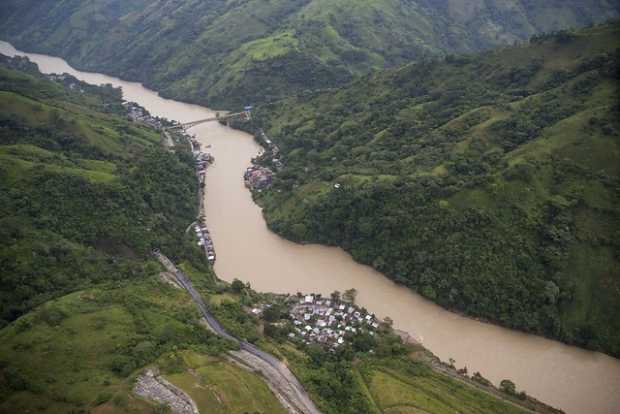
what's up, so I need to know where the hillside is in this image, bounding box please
[0,54,207,327]
[244,24,620,356]
[0,0,618,108]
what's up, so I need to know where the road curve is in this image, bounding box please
[154,251,321,414]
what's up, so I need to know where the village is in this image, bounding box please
[257,128,284,171]
[124,100,219,265]
[253,292,381,350]
[193,220,216,264]
[244,129,283,191]
[123,100,164,129]
[189,134,217,264]
[244,164,273,190]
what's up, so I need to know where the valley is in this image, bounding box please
[1,39,618,413]
[1,0,618,108]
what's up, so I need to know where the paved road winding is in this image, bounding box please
[154,251,321,414]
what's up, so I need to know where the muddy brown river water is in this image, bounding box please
[2,40,619,414]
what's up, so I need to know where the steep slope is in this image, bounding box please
[0,0,618,108]
[245,24,620,356]
[0,56,287,414]
[0,54,204,327]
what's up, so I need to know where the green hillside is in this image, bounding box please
[1,0,617,108]
[0,54,206,327]
[245,24,620,356]
[0,55,277,413]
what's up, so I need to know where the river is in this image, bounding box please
[1,40,619,414]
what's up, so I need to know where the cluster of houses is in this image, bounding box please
[193,221,215,264]
[195,151,214,188]
[123,101,163,129]
[186,133,216,264]
[256,129,284,171]
[242,130,285,192]
[244,165,273,190]
[46,73,84,92]
[288,294,380,349]
[189,135,201,153]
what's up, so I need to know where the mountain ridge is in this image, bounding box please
[1,0,618,108]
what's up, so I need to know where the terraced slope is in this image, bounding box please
[245,23,620,356]
[0,0,618,108]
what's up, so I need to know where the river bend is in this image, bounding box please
[2,41,619,414]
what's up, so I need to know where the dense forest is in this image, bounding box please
[0,0,618,108]
[245,24,620,356]
[0,55,207,328]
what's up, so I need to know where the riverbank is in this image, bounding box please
[3,41,618,414]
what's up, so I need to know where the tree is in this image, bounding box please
[544,281,560,305]
[49,109,66,129]
[343,288,357,303]
[264,322,283,339]
[330,290,341,302]
[263,305,281,322]
[231,278,245,293]
[500,379,517,395]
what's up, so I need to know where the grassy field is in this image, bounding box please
[165,351,287,414]
[362,365,525,414]
[0,265,288,414]
[0,276,210,413]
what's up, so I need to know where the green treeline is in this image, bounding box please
[248,24,620,356]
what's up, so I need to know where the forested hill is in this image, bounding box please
[246,23,620,356]
[0,1,618,109]
[0,59,550,414]
[0,54,205,327]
